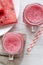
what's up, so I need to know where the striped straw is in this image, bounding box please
[27,25,43,53]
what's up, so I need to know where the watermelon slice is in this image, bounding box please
[0,0,17,26]
[3,32,24,54]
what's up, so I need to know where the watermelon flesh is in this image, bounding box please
[0,2,4,16]
[0,0,17,26]
[3,32,24,54]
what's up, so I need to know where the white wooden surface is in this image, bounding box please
[0,0,43,65]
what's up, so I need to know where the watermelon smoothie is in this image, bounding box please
[23,3,43,25]
[2,32,24,60]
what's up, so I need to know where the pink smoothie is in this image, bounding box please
[3,32,24,54]
[23,3,43,25]
[16,33,24,54]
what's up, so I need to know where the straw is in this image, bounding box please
[27,25,43,53]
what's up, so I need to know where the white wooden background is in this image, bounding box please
[0,0,43,65]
